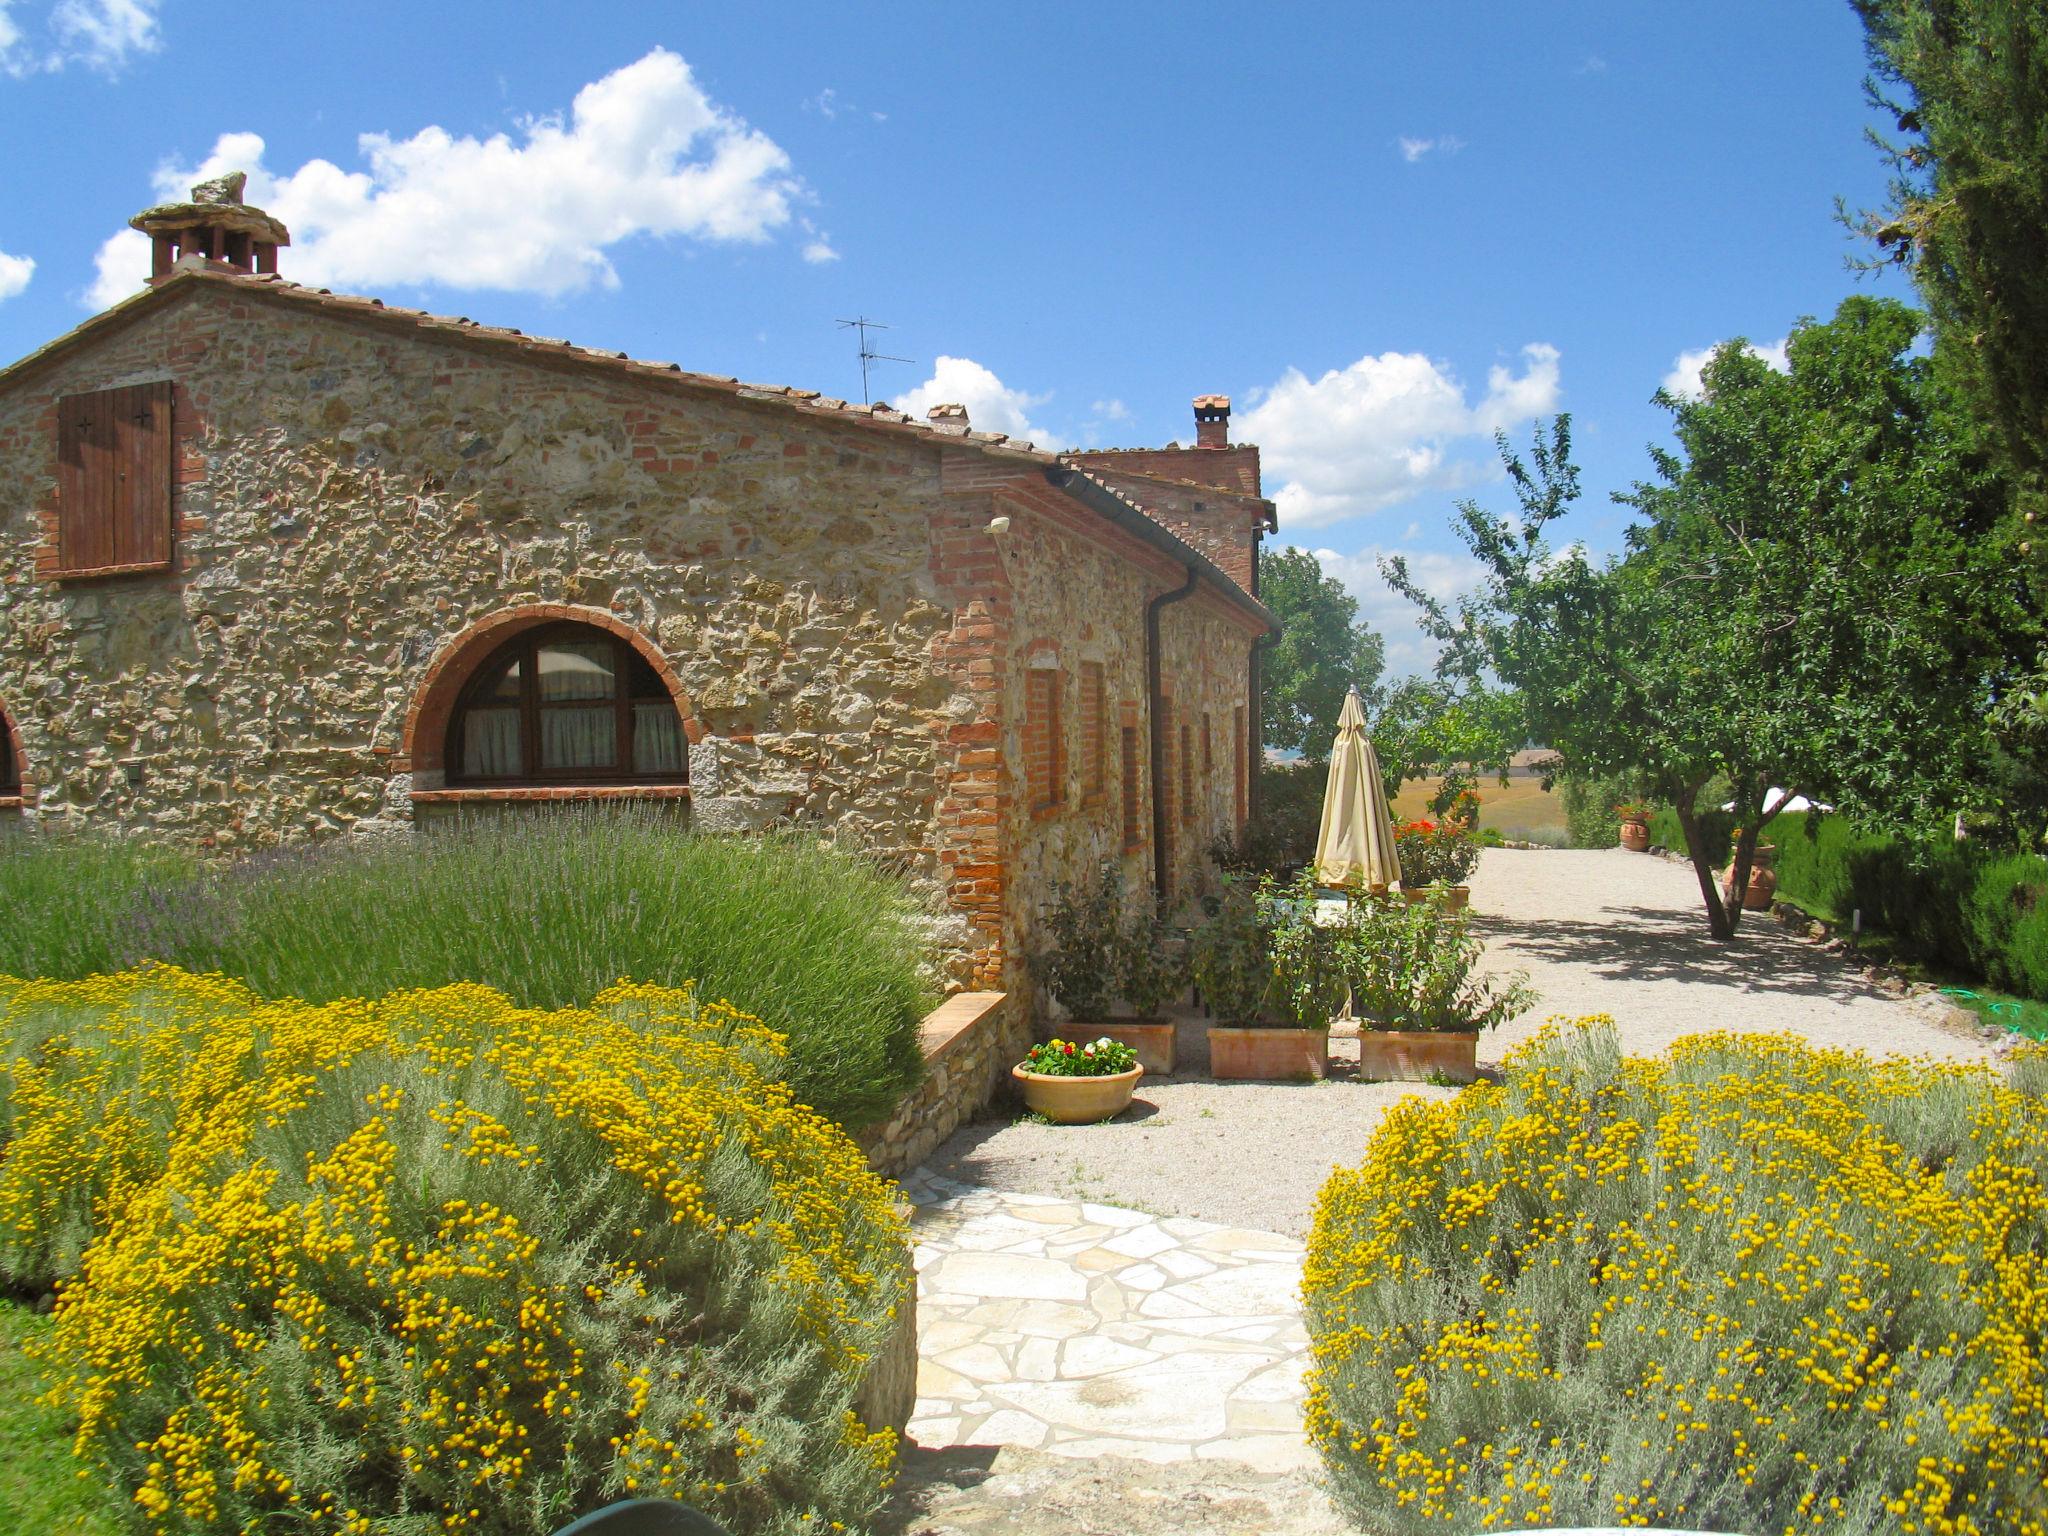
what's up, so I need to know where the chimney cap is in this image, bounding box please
[1193,394,1231,412]
[129,172,291,247]
[926,402,969,424]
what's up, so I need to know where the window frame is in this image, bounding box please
[0,708,19,798]
[445,622,689,788]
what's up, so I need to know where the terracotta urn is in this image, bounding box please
[1356,1028,1481,1084]
[1011,1062,1143,1124]
[1722,864,1778,911]
[1619,819,1650,852]
[1078,1018,1176,1077]
[1208,1026,1328,1081]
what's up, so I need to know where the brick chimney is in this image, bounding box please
[1193,394,1231,449]
[130,171,291,281]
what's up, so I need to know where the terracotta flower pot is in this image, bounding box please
[1011,1063,1143,1124]
[1208,1026,1328,1081]
[1440,886,1471,913]
[1356,1029,1480,1084]
[1401,888,1430,905]
[1619,820,1650,852]
[1074,1018,1176,1077]
[1722,864,1778,911]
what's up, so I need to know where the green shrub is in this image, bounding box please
[1304,1018,2048,1533]
[0,814,933,1127]
[1213,762,1324,876]
[12,971,909,1536]
[1963,852,2048,999]
[1646,803,1735,865]
[1560,773,1650,850]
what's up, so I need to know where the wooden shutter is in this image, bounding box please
[55,382,172,575]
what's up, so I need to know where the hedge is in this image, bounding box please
[1643,807,2048,1004]
[0,815,935,1128]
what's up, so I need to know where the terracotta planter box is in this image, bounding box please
[1208,1026,1328,1081]
[1012,1063,1143,1124]
[1070,1018,1176,1077]
[1356,1029,1480,1084]
[1619,820,1650,852]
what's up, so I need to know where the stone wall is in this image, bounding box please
[0,279,1268,1003]
[0,283,996,972]
[858,990,1017,1177]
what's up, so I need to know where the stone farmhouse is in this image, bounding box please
[0,178,1278,992]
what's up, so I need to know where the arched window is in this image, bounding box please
[446,623,688,787]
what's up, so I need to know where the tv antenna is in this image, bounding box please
[836,316,914,405]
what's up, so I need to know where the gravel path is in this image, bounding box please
[923,848,2003,1236]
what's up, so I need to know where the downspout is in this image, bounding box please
[1147,565,1200,903]
[1249,629,1278,821]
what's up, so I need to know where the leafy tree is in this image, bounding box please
[1851,0,2048,837]
[1852,0,2048,508]
[1259,545,1386,760]
[1389,298,2024,938]
[1370,678,1525,815]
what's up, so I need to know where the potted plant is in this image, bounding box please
[1616,802,1652,852]
[1334,898,1534,1083]
[1197,870,1336,1080]
[1011,1036,1143,1123]
[1394,819,1480,911]
[1032,861,1187,1075]
[1100,899,1188,1075]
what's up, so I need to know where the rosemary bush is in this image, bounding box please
[0,813,933,1127]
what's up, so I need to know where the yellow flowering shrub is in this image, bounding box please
[1,968,909,1536]
[1304,1017,2048,1535]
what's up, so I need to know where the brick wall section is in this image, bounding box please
[1067,444,1262,497]
[1065,462,1268,593]
[1079,661,1105,802]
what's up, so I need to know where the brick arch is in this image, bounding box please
[398,604,703,779]
[0,695,33,806]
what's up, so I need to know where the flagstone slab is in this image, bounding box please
[901,1170,1316,1475]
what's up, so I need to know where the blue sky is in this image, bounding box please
[0,1,1909,675]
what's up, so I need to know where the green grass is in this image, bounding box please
[0,1301,121,1535]
[0,813,937,1127]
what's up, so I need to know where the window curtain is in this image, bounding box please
[633,703,685,774]
[461,709,522,778]
[541,708,616,769]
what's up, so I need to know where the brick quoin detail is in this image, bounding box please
[1080,661,1106,802]
[398,604,703,778]
[926,495,1016,989]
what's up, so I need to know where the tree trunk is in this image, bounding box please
[1724,817,1761,937]
[1671,783,1734,940]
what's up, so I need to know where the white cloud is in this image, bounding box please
[1301,542,1490,680]
[1660,335,1789,401]
[1090,398,1130,422]
[1398,134,1464,163]
[1576,54,1608,75]
[801,239,838,264]
[2,0,158,75]
[0,246,32,300]
[86,49,811,308]
[1239,342,1561,532]
[892,355,1065,449]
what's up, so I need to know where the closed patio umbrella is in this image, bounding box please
[1313,685,1402,891]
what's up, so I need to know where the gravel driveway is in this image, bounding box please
[921,847,2004,1236]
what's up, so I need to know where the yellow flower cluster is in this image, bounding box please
[2,967,910,1536]
[1302,1016,2048,1535]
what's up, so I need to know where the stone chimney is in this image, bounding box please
[130,171,291,281]
[1193,394,1231,449]
[926,402,969,428]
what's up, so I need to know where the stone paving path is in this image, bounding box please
[900,1168,1316,1474]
